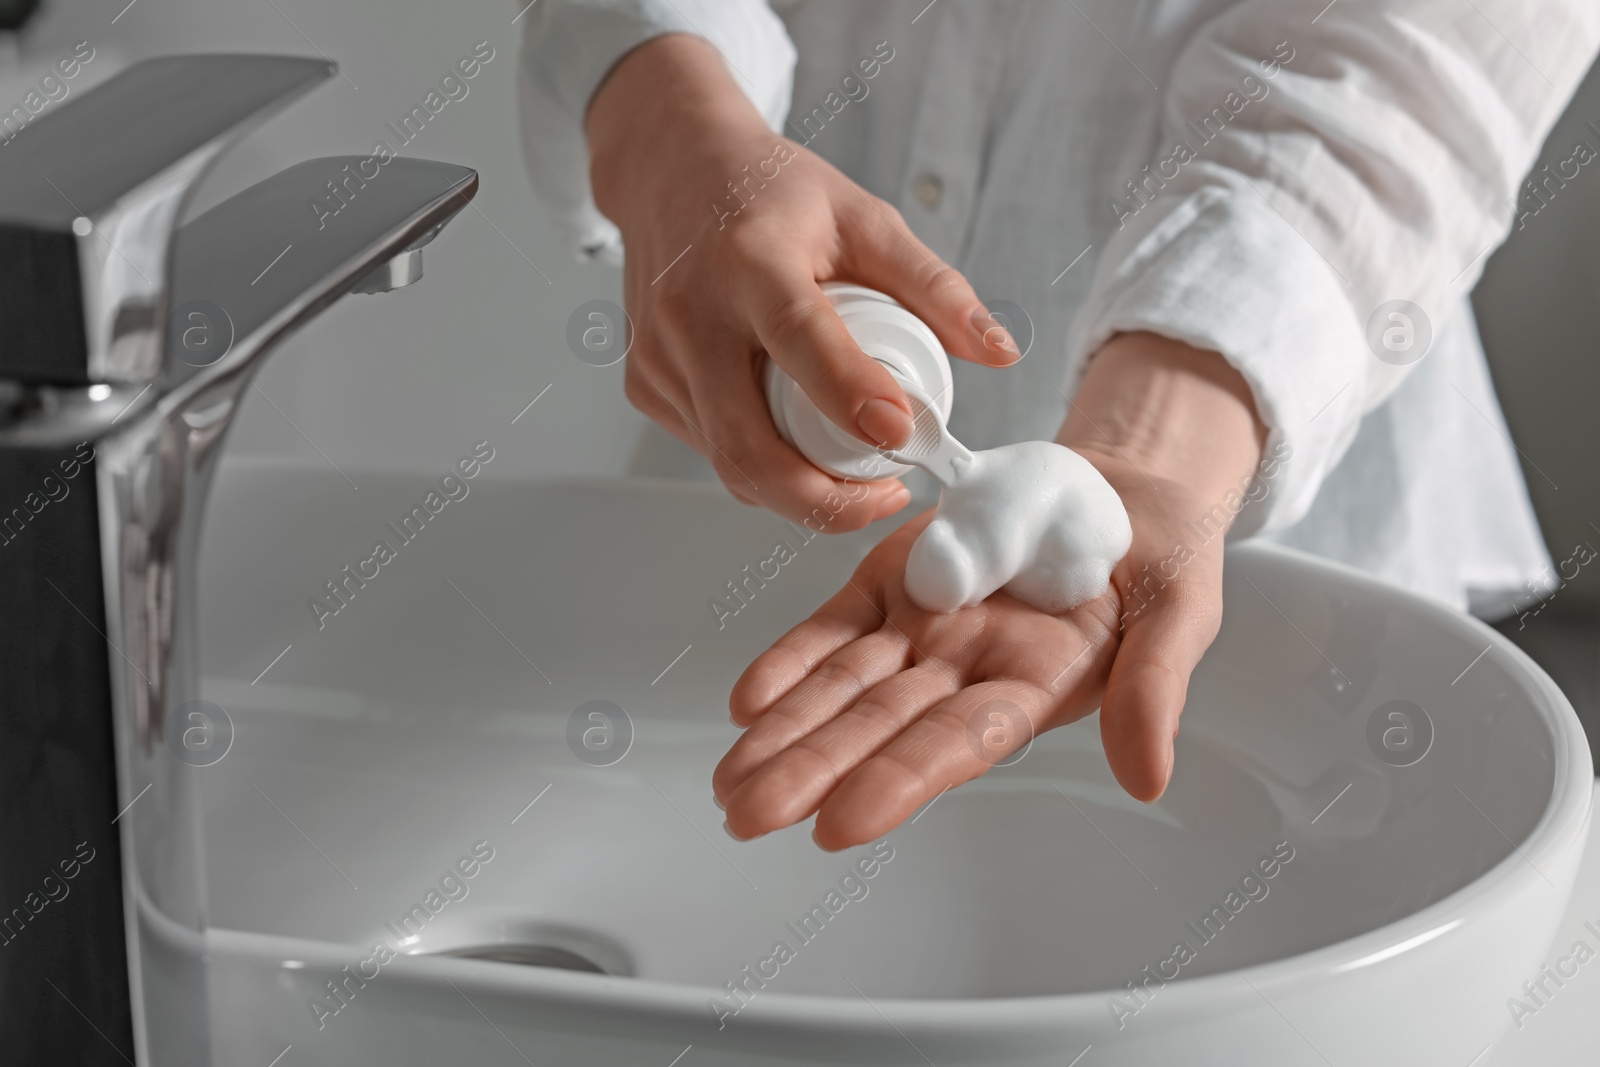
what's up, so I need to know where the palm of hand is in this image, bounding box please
[713,453,1226,850]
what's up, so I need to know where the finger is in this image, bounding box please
[620,325,693,433]
[742,270,914,450]
[841,196,1019,368]
[1099,578,1222,803]
[622,352,691,439]
[729,582,889,723]
[720,662,963,839]
[684,337,911,528]
[812,680,1049,850]
[732,628,912,745]
[642,369,765,502]
[715,630,917,806]
[625,355,764,505]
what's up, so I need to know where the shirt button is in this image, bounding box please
[912,172,943,209]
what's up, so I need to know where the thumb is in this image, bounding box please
[745,270,915,450]
[1099,577,1223,802]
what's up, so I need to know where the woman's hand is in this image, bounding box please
[713,332,1269,849]
[586,34,1018,529]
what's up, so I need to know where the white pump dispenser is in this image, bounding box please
[765,283,954,481]
[765,282,1133,618]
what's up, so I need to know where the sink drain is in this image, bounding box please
[422,923,633,978]
[436,943,608,974]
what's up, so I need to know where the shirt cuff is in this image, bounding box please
[1066,185,1367,537]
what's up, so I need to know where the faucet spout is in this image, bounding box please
[167,157,475,385]
[116,155,476,750]
[351,222,444,294]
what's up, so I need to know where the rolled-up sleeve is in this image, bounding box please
[1066,0,1600,535]
[515,0,798,264]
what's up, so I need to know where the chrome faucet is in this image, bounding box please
[0,54,477,1065]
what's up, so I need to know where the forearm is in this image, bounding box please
[1060,332,1266,511]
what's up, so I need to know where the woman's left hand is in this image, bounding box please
[712,331,1269,850]
[713,446,1228,849]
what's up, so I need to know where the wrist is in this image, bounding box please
[586,34,773,226]
[1060,332,1266,504]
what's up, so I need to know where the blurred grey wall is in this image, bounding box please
[1,0,644,484]
[1475,56,1600,620]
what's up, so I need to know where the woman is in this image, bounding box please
[517,0,1599,848]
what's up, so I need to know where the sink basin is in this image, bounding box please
[194,462,1591,1066]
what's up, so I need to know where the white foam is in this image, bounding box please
[904,441,1133,614]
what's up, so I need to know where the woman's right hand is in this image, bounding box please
[585,34,1019,530]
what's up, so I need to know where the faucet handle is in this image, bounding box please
[0,54,334,386]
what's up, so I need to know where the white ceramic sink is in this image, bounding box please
[193,461,1591,1066]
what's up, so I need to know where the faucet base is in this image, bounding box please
[0,442,135,1063]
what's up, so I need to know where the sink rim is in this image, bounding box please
[200,478,1594,1032]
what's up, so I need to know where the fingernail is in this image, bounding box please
[712,793,726,811]
[1162,749,1176,793]
[723,820,743,840]
[856,397,913,448]
[971,309,1021,361]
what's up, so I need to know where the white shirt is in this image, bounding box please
[515,0,1600,618]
